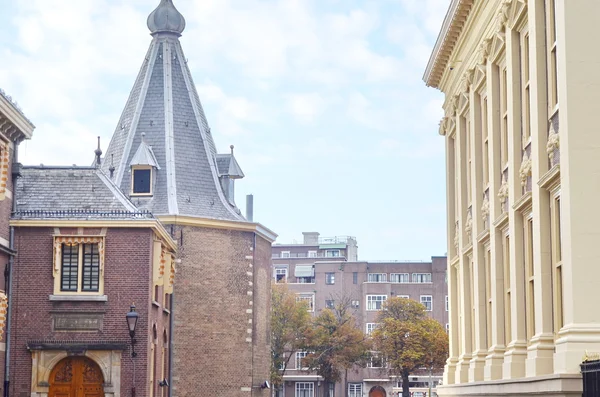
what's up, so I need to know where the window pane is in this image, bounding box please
[61,244,79,291]
[133,169,151,194]
[82,243,100,292]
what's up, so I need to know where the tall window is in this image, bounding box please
[420,295,433,311]
[482,95,490,185]
[367,295,387,311]
[445,295,449,312]
[503,233,512,345]
[525,216,536,341]
[326,250,340,257]
[348,383,363,397]
[132,167,152,195]
[546,0,558,111]
[412,273,432,283]
[521,31,531,146]
[295,352,309,370]
[366,323,379,335]
[485,248,492,349]
[295,382,314,397]
[368,352,385,368]
[325,272,335,285]
[274,266,288,283]
[390,273,409,283]
[367,273,387,282]
[500,65,509,166]
[60,243,100,292]
[552,194,563,333]
[353,272,358,284]
[466,118,472,203]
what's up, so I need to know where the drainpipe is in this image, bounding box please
[168,291,174,397]
[4,140,20,397]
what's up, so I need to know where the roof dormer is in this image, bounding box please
[130,133,160,196]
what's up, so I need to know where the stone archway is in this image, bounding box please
[48,356,104,397]
[369,385,386,397]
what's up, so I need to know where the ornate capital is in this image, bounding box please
[547,123,560,160]
[477,38,492,64]
[498,175,509,208]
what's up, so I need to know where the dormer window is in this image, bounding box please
[132,166,152,195]
[129,133,160,197]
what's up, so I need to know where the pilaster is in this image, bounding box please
[554,0,600,374]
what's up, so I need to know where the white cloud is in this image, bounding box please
[286,93,327,122]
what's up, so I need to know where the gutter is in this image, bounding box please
[4,141,20,397]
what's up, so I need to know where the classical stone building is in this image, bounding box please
[0,88,34,396]
[424,0,600,395]
[4,1,275,397]
[272,233,448,397]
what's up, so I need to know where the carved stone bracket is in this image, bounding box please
[519,152,532,186]
[465,209,473,241]
[477,38,492,65]
[498,175,509,210]
[481,195,490,220]
[547,123,560,161]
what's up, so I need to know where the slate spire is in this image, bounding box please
[101,0,245,221]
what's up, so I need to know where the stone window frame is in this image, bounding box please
[348,383,363,397]
[52,236,105,297]
[365,322,379,335]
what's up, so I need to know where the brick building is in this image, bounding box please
[272,232,448,397]
[3,1,275,397]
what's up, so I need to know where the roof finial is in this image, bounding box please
[230,145,234,155]
[141,132,146,144]
[147,0,186,36]
[94,136,102,167]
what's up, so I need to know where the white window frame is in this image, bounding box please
[295,382,314,397]
[308,250,317,258]
[368,351,385,368]
[296,293,315,312]
[295,352,310,370]
[390,273,409,283]
[325,250,340,257]
[367,295,387,311]
[420,295,433,311]
[325,272,335,285]
[366,323,379,335]
[412,273,432,283]
[281,251,290,258]
[367,273,387,282]
[348,383,363,397]
[351,300,360,309]
[274,266,288,283]
[445,295,449,311]
[446,323,450,333]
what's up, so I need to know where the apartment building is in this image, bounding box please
[272,232,448,397]
[424,0,600,395]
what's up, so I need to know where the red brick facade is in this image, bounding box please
[9,226,167,397]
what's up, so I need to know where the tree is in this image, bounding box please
[270,282,311,387]
[302,299,371,396]
[372,297,449,397]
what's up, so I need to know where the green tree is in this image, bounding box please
[270,282,311,387]
[302,299,371,396]
[372,297,449,397]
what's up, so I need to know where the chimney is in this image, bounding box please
[246,194,254,222]
[302,232,320,245]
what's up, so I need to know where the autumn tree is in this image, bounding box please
[270,282,311,387]
[372,297,448,397]
[301,299,371,396]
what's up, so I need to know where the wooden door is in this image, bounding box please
[369,386,386,397]
[49,357,104,397]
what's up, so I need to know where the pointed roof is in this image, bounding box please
[101,0,244,221]
[216,145,245,179]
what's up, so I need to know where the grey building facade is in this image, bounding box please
[272,232,448,397]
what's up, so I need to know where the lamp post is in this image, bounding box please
[126,305,139,357]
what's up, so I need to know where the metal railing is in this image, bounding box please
[13,209,154,219]
[582,359,600,397]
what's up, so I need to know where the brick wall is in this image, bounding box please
[10,227,157,397]
[171,226,271,397]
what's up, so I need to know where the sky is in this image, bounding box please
[0,0,449,261]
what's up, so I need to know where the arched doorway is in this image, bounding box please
[369,385,386,397]
[48,356,104,397]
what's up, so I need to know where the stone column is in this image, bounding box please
[502,23,527,380]
[554,0,600,374]
[526,0,555,377]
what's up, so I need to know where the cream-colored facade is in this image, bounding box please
[424,0,600,396]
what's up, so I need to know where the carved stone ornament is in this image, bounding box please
[461,69,475,93]
[439,117,448,135]
[547,123,560,160]
[454,221,460,251]
[498,175,509,206]
[519,152,532,186]
[464,210,473,241]
[481,195,490,219]
[496,0,512,32]
[477,38,492,64]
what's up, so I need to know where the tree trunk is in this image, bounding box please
[402,370,411,397]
